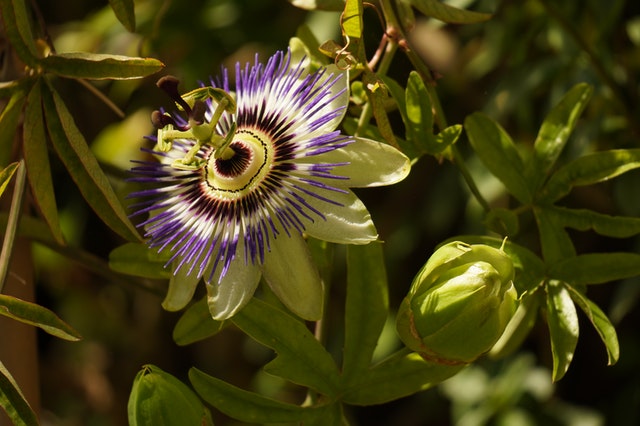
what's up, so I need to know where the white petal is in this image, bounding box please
[204,243,262,321]
[317,137,411,187]
[162,265,200,311]
[262,234,323,321]
[318,65,350,131]
[302,188,378,244]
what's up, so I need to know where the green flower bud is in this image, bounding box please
[396,242,518,365]
[128,364,214,426]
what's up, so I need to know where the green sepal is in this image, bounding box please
[409,0,492,24]
[41,52,164,80]
[0,360,38,426]
[41,81,142,242]
[490,287,543,358]
[173,297,226,346]
[231,298,341,397]
[128,365,213,426]
[108,243,171,279]
[0,294,81,341]
[544,280,579,381]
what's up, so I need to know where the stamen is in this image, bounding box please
[157,75,193,116]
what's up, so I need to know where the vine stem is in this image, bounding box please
[0,160,26,293]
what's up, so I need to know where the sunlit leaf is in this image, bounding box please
[288,0,345,11]
[526,83,593,193]
[545,205,640,238]
[342,243,389,385]
[465,112,532,203]
[364,71,399,148]
[549,252,640,285]
[0,92,26,166]
[341,0,363,39]
[0,294,81,341]
[108,243,170,279]
[405,71,436,153]
[341,351,463,405]
[231,298,340,396]
[566,285,619,365]
[108,0,136,32]
[545,280,579,381]
[42,53,164,80]
[42,83,141,242]
[379,75,422,158]
[542,149,640,202]
[0,162,19,200]
[0,360,38,426]
[409,0,492,24]
[173,297,226,346]
[433,124,462,155]
[190,368,333,423]
[22,80,65,245]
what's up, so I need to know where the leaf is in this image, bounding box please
[0,163,19,200]
[108,0,136,31]
[544,280,579,381]
[22,80,65,245]
[42,82,142,242]
[0,0,39,66]
[549,253,640,285]
[0,92,26,166]
[464,112,532,204]
[0,294,81,341]
[231,298,340,396]
[526,83,593,193]
[566,285,619,365]
[288,0,345,11]
[108,243,170,279]
[364,71,399,148]
[542,149,640,202]
[173,297,226,346]
[534,207,576,264]
[490,287,542,358]
[342,243,389,385]
[41,53,164,80]
[379,75,422,158]
[545,205,640,238]
[433,124,462,155]
[409,0,492,24]
[341,351,463,405]
[405,71,434,151]
[189,368,333,423]
[341,0,363,39]
[0,360,38,426]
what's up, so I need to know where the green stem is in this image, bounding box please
[451,145,491,212]
[0,160,26,293]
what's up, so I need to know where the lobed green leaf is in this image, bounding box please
[190,368,333,423]
[42,82,142,242]
[231,298,341,396]
[545,205,640,238]
[342,243,389,385]
[405,71,435,153]
[173,297,226,346]
[108,0,136,31]
[42,53,164,80]
[549,252,640,286]
[566,285,619,365]
[534,207,576,264]
[545,280,579,381]
[341,0,363,39]
[379,75,422,158]
[0,361,38,426]
[22,80,65,245]
[409,0,492,24]
[542,149,640,202]
[341,351,463,405]
[526,83,593,193]
[465,112,532,204]
[0,294,81,341]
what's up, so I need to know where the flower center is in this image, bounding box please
[205,129,272,197]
